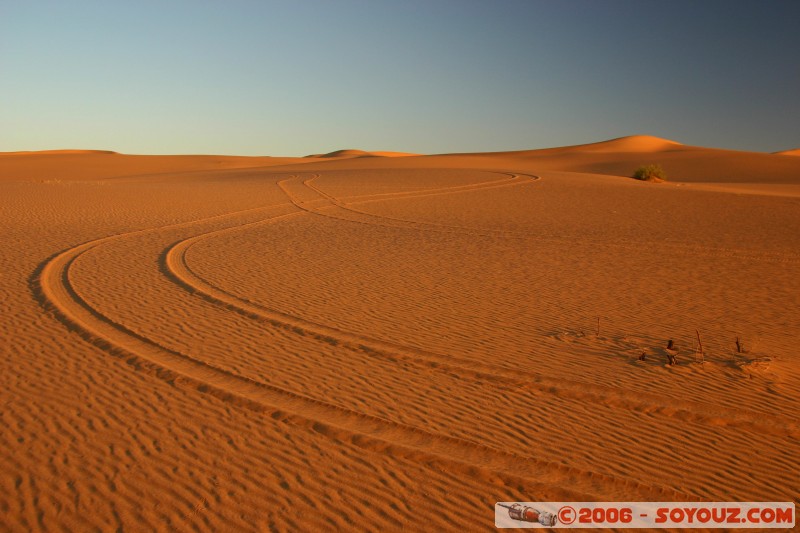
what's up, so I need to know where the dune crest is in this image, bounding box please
[306,149,418,158]
[773,148,800,156]
[0,149,118,156]
[574,135,683,153]
[369,150,419,157]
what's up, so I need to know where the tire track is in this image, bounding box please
[279,173,540,239]
[303,172,800,264]
[165,192,797,440]
[34,169,793,504]
[31,182,692,501]
[319,172,535,204]
[305,172,540,238]
[287,173,798,436]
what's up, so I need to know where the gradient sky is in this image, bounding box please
[2,1,799,156]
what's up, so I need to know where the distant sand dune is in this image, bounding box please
[411,136,800,187]
[0,149,119,155]
[566,134,684,153]
[0,151,314,181]
[306,149,419,158]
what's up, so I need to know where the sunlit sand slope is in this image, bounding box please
[1,144,798,531]
[307,135,800,187]
[0,151,312,182]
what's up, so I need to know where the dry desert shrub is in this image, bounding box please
[633,164,667,182]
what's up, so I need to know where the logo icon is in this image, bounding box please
[498,503,557,527]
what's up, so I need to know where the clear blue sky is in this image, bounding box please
[2,1,798,155]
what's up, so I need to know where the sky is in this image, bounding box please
[1,0,799,156]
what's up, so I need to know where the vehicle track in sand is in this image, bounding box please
[276,172,540,239]
[32,171,701,501]
[31,169,798,505]
[301,173,800,264]
[303,172,541,238]
[169,173,796,441]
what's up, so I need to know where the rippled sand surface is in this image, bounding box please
[2,139,798,531]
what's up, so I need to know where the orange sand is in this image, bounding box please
[1,138,799,531]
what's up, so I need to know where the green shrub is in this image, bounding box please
[633,164,667,181]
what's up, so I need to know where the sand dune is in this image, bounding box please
[1,137,798,530]
[306,149,419,158]
[0,151,314,182]
[0,149,119,155]
[774,148,800,156]
[558,134,684,153]
[294,136,800,188]
[412,137,800,188]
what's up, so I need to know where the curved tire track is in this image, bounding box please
[38,169,785,503]
[303,172,800,264]
[305,172,541,238]
[31,185,689,501]
[166,228,797,441]
[280,172,540,239]
[177,173,797,439]
[160,170,793,497]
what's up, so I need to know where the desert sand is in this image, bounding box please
[1,136,799,531]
